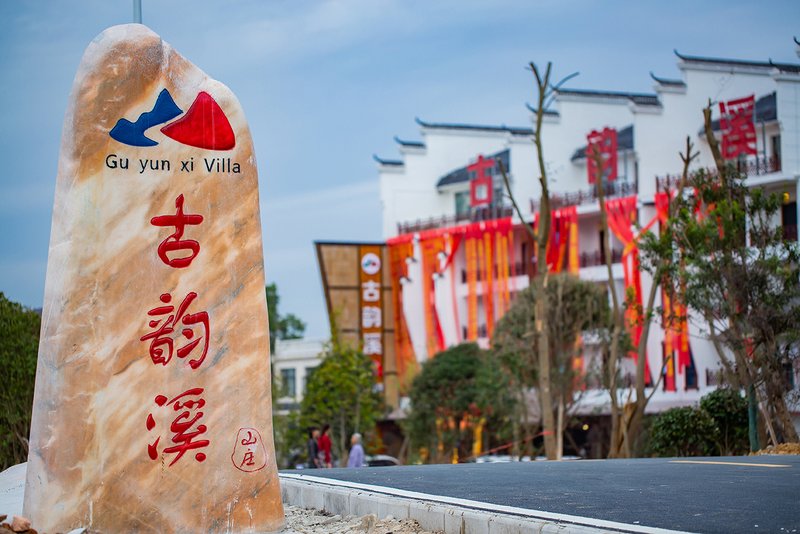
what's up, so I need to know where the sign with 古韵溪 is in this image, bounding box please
[359,244,384,377]
[23,24,283,533]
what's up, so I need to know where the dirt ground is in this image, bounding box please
[282,506,442,534]
[0,508,440,534]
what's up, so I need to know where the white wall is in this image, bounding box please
[375,48,800,410]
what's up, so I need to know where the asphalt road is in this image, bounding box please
[294,456,800,533]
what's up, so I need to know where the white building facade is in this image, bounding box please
[273,338,326,414]
[377,45,800,417]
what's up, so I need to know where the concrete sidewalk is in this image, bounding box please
[279,472,687,534]
[0,463,24,518]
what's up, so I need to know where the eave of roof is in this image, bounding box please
[555,87,661,107]
[415,117,533,136]
[373,154,404,167]
[675,49,800,73]
[393,136,425,148]
[649,71,686,87]
[525,102,560,117]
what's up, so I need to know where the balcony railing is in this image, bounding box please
[458,249,623,284]
[656,155,782,190]
[397,205,514,235]
[460,261,528,284]
[530,180,637,212]
[579,248,623,267]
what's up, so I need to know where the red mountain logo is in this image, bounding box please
[110,89,235,150]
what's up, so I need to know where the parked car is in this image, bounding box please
[365,454,400,467]
[475,454,531,463]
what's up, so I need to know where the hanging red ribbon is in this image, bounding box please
[421,236,446,357]
[387,241,417,392]
[605,195,651,384]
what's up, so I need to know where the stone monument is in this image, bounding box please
[24,24,284,533]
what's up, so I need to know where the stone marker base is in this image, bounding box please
[279,473,685,534]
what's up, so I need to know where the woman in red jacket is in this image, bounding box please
[318,424,332,468]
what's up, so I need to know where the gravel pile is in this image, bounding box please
[282,506,442,534]
[752,443,800,455]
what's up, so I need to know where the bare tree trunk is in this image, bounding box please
[771,388,800,442]
[592,150,626,458]
[529,62,558,461]
[339,410,346,468]
[624,137,699,455]
[556,396,564,460]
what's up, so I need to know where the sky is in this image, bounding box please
[0,0,798,339]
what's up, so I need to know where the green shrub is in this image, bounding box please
[649,406,716,457]
[700,388,749,456]
[0,293,41,469]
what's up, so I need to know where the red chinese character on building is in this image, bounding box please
[140,292,210,369]
[586,128,618,184]
[719,95,757,160]
[151,194,204,268]
[468,155,495,207]
[146,388,209,466]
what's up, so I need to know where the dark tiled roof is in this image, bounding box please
[769,59,800,74]
[700,92,777,134]
[675,50,800,73]
[525,102,560,117]
[555,88,661,107]
[571,125,634,162]
[436,149,510,188]
[415,117,533,136]
[394,136,425,148]
[373,154,404,167]
[650,71,686,87]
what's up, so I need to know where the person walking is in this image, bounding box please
[318,424,333,468]
[306,427,321,469]
[347,433,365,468]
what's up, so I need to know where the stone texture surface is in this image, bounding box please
[23,24,283,533]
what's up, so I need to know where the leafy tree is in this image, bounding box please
[491,274,608,458]
[653,105,800,447]
[298,343,383,465]
[700,388,749,456]
[405,343,516,463]
[499,62,578,459]
[650,406,717,457]
[266,283,306,353]
[0,293,41,469]
[596,137,698,459]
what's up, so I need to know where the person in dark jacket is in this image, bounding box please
[306,427,321,468]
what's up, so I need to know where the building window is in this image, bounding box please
[782,201,797,242]
[304,366,318,394]
[455,191,470,218]
[685,351,698,390]
[771,135,781,170]
[280,368,296,398]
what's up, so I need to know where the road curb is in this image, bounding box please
[279,473,688,534]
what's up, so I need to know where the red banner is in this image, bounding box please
[719,95,757,160]
[388,241,417,390]
[605,195,651,384]
[586,128,618,184]
[468,155,496,208]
